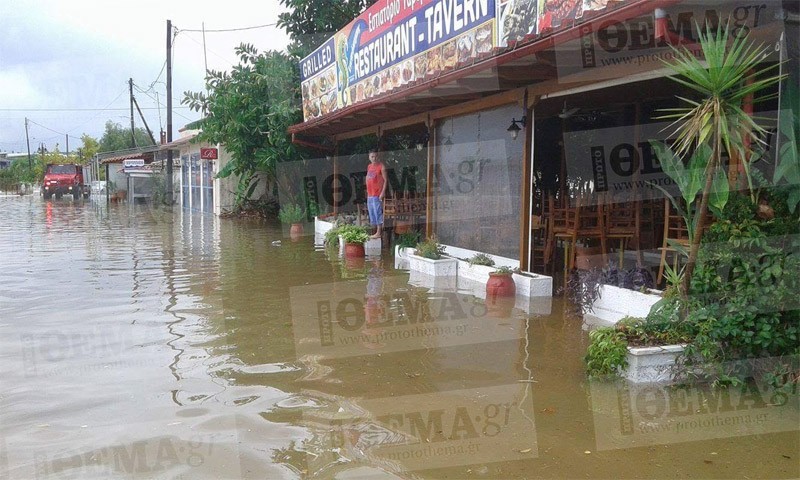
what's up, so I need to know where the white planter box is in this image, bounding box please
[408,270,457,291]
[624,344,686,383]
[456,260,496,283]
[514,295,553,316]
[584,284,663,327]
[513,272,553,298]
[407,253,457,277]
[455,258,553,298]
[394,245,415,259]
[315,217,335,236]
[456,276,553,316]
[394,246,412,270]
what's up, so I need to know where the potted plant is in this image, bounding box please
[408,236,457,277]
[487,265,516,298]
[414,236,446,260]
[279,203,306,236]
[339,224,370,258]
[468,253,495,267]
[393,231,420,259]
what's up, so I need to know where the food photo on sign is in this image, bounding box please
[497,0,541,45]
[539,0,582,31]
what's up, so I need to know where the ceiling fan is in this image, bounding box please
[557,101,580,119]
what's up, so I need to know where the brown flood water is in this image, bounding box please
[0,195,797,479]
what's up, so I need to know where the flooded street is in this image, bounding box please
[1,195,797,479]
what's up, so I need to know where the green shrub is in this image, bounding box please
[656,201,800,383]
[468,253,495,267]
[338,224,369,244]
[278,203,306,224]
[494,266,513,275]
[585,327,629,378]
[618,307,695,347]
[324,225,341,246]
[394,231,421,249]
[415,236,445,260]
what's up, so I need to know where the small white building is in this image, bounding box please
[163,126,271,216]
[161,128,234,216]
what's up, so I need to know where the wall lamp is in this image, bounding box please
[415,131,430,151]
[507,116,527,140]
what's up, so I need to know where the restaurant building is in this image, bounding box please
[288,0,797,276]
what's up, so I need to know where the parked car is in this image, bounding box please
[42,164,90,199]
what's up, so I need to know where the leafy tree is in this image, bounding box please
[98,120,153,153]
[277,0,377,58]
[78,134,100,164]
[183,45,303,209]
[658,22,783,297]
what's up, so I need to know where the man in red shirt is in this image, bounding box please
[366,149,389,239]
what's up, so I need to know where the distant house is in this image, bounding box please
[161,125,267,215]
[0,152,28,170]
[97,146,167,203]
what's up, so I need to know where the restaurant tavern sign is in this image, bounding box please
[300,0,511,122]
[298,0,643,122]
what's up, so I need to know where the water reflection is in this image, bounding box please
[0,196,796,479]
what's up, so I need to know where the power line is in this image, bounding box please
[178,30,237,67]
[27,119,83,142]
[64,86,132,135]
[176,22,277,33]
[147,60,168,93]
[0,107,193,112]
[132,82,195,124]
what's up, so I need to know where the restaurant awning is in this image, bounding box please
[289,0,680,140]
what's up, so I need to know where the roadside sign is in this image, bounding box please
[200,148,218,160]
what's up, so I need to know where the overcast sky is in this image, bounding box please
[0,0,292,155]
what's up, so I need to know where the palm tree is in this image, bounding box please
[659,20,784,297]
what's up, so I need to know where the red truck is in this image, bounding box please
[42,164,91,200]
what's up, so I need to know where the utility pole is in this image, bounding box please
[165,19,174,205]
[129,78,136,149]
[132,96,157,145]
[24,118,32,170]
[65,135,69,157]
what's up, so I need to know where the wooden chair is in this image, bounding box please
[530,214,548,272]
[657,198,691,285]
[605,195,637,267]
[554,193,607,272]
[383,195,397,218]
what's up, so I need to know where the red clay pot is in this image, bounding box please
[344,242,365,258]
[486,273,516,298]
[290,223,304,235]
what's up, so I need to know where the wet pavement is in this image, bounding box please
[0,195,797,479]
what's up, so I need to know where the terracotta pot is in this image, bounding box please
[344,242,365,258]
[290,223,304,235]
[486,272,516,298]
